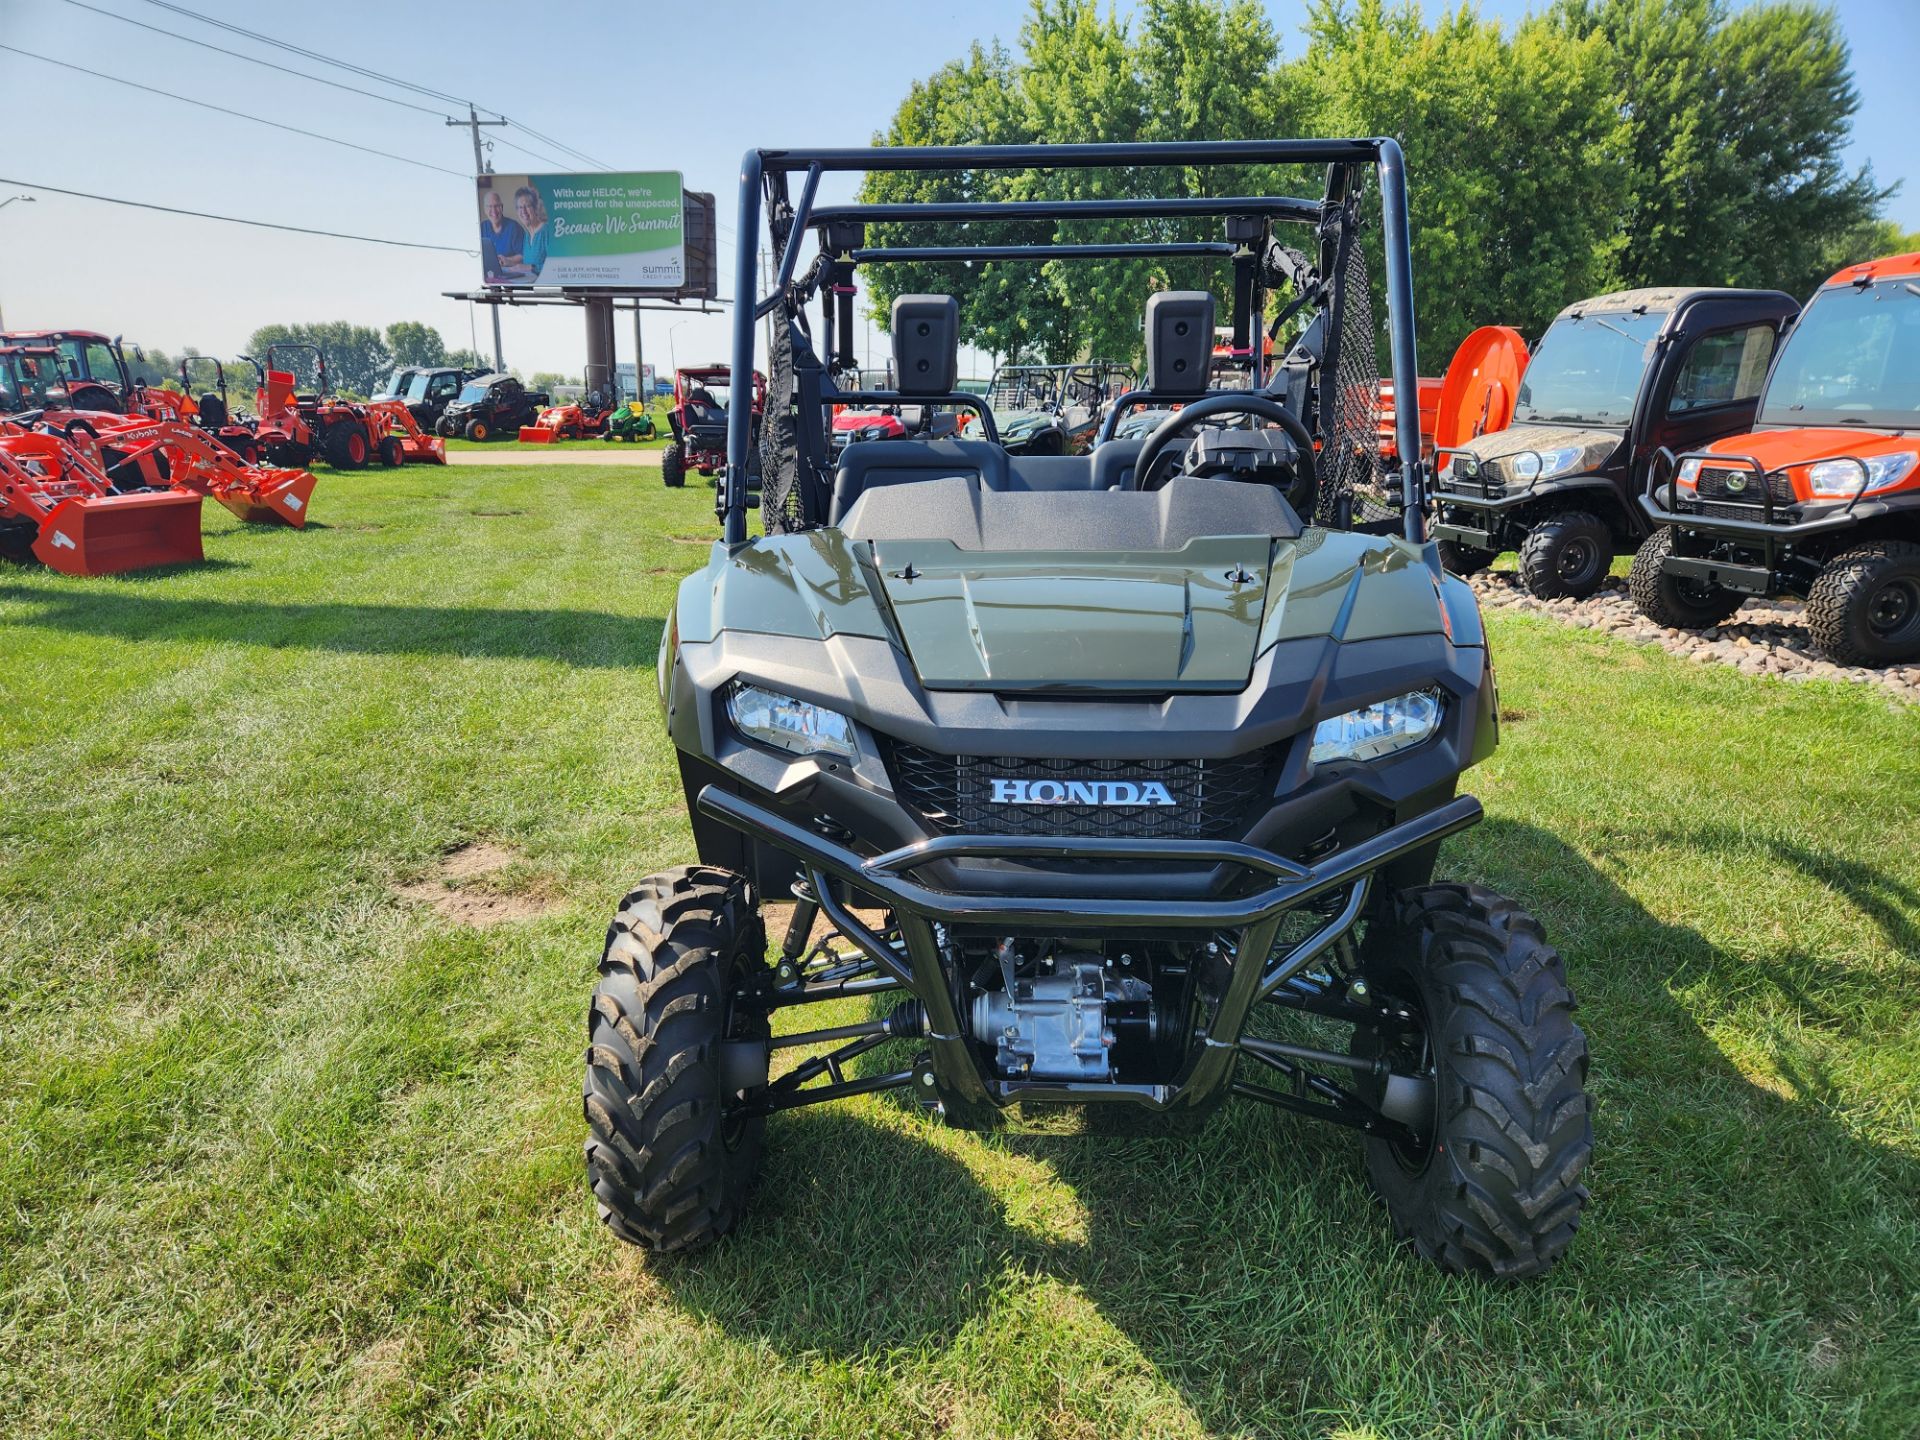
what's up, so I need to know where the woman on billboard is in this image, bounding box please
[515,186,552,281]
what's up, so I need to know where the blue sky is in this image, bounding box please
[2,0,1914,378]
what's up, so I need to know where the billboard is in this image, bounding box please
[477,171,684,290]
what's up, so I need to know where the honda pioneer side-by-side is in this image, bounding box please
[1432,288,1797,597]
[584,139,1593,1280]
[1632,252,1920,665]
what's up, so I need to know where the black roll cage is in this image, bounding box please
[725,139,1425,546]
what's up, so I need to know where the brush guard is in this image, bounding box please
[694,783,1478,1129]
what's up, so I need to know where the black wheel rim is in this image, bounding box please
[1558,536,1599,582]
[1866,576,1920,642]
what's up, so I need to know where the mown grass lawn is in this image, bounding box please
[1,465,1915,1439]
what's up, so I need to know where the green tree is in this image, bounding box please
[1550,0,1889,298]
[384,321,447,368]
[1302,0,1630,360]
[528,371,581,394]
[245,322,390,396]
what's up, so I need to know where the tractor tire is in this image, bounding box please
[324,423,369,470]
[465,418,491,443]
[1628,528,1744,631]
[1518,510,1612,599]
[661,440,687,488]
[378,436,404,469]
[1806,540,1920,666]
[582,866,771,1253]
[1354,883,1592,1280]
[1437,540,1496,577]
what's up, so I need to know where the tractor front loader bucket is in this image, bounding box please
[368,401,448,464]
[214,466,316,528]
[518,424,560,443]
[32,489,205,575]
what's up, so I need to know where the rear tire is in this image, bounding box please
[1518,510,1612,599]
[1437,539,1496,577]
[1628,528,1744,630]
[1806,540,1920,666]
[583,866,771,1252]
[1355,883,1591,1279]
[661,440,687,488]
[324,423,369,470]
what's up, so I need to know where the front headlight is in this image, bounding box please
[1509,446,1582,483]
[726,683,857,761]
[1806,451,1916,499]
[1309,690,1444,768]
[1676,457,1703,491]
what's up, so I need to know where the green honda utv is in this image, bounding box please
[584,138,1592,1279]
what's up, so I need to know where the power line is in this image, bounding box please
[0,46,468,178]
[134,0,485,111]
[56,0,450,119]
[491,134,572,171]
[0,177,475,253]
[125,0,610,171]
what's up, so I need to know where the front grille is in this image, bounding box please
[1698,500,1772,521]
[1696,467,1794,505]
[884,744,1276,839]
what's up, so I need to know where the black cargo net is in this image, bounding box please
[758,309,807,535]
[1315,209,1398,530]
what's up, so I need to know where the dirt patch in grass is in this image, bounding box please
[396,840,557,927]
[470,509,525,518]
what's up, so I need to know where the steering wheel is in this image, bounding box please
[1131,392,1318,517]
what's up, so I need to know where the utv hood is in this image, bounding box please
[873,537,1274,690]
[1450,422,1620,479]
[676,524,1459,695]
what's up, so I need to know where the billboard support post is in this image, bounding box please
[584,296,616,403]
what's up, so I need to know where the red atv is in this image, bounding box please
[662,365,764,488]
[1633,251,1920,665]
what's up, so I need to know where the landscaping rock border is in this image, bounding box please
[1467,570,1920,706]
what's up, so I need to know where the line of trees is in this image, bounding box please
[860,0,1911,366]
[235,322,488,398]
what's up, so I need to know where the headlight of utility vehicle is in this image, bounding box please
[1806,451,1916,499]
[726,683,857,761]
[1508,446,1581,484]
[1309,690,1443,768]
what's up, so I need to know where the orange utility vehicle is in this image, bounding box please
[1632,253,1920,664]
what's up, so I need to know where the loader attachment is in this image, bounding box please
[368,400,447,464]
[1,429,205,574]
[214,465,316,528]
[31,489,205,575]
[518,423,560,443]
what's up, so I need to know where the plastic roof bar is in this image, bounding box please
[726,138,1424,546]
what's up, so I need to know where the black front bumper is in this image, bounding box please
[695,782,1482,1128]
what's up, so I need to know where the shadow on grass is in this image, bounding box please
[646,818,1920,1433]
[0,585,662,668]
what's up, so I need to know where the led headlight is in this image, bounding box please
[726,683,857,761]
[1509,446,1581,484]
[1807,451,1915,499]
[1309,689,1444,768]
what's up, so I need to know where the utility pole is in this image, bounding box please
[631,305,645,404]
[450,105,509,372]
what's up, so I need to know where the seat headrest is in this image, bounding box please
[892,294,960,396]
[1144,291,1215,397]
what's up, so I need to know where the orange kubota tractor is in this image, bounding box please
[0,424,203,574]
[519,390,617,443]
[245,343,445,469]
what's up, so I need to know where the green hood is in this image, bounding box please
[676,527,1463,694]
[872,537,1273,690]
